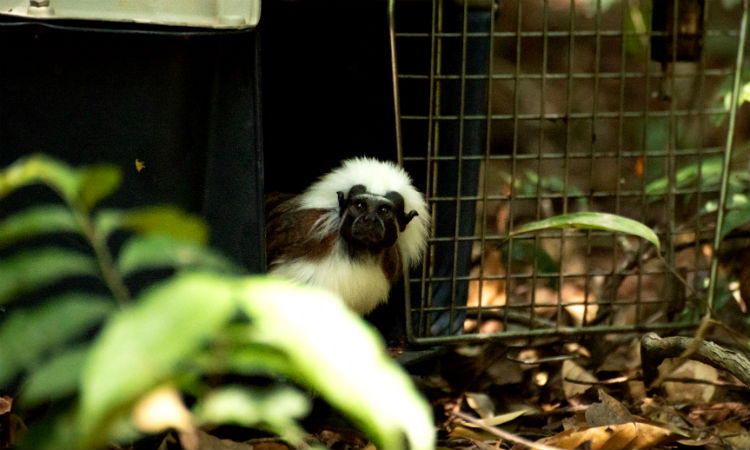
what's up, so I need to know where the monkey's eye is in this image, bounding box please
[377,205,391,215]
[355,201,367,210]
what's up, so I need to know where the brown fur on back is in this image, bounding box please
[266,198,336,264]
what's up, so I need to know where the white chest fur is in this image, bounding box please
[269,249,391,315]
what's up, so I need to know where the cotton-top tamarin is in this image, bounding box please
[266,157,430,315]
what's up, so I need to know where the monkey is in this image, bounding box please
[266,157,430,315]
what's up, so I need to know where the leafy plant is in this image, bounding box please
[508,212,661,252]
[495,170,592,278]
[503,211,666,299]
[500,169,589,211]
[0,155,435,450]
[645,147,750,239]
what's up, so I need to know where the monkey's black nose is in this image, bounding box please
[352,216,386,243]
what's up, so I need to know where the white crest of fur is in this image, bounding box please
[298,157,430,267]
[269,241,391,315]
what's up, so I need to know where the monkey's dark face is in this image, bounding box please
[337,184,418,255]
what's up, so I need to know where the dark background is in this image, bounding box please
[0,1,409,271]
[0,0,415,340]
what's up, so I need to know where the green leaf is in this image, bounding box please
[741,81,750,105]
[501,169,588,209]
[21,345,90,407]
[18,407,79,450]
[0,293,113,387]
[78,165,122,211]
[0,204,79,248]
[117,235,239,277]
[579,0,619,13]
[645,156,724,197]
[0,155,122,210]
[193,385,309,446]
[195,334,296,378]
[79,273,237,448]
[223,344,296,377]
[119,206,209,244]
[509,212,660,252]
[499,240,559,274]
[236,278,436,450]
[721,205,750,239]
[623,5,647,56]
[0,154,81,202]
[0,248,99,305]
[727,193,749,211]
[724,80,750,108]
[499,240,559,288]
[93,209,124,240]
[729,170,750,191]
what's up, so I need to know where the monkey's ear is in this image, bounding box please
[398,210,419,232]
[337,191,347,213]
[386,190,419,232]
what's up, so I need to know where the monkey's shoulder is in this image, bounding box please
[265,192,296,216]
[266,204,337,263]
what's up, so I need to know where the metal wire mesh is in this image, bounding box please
[389,0,749,345]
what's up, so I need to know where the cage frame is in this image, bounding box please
[388,0,750,346]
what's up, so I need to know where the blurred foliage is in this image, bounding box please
[716,66,750,126]
[0,155,435,450]
[646,143,749,240]
[500,169,589,211]
[499,240,560,288]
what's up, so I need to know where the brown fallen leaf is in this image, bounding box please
[537,422,672,450]
[251,440,295,450]
[486,358,524,386]
[483,409,532,427]
[716,420,750,450]
[0,396,12,415]
[599,337,641,373]
[662,360,719,404]
[639,398,691,431]
[192,429,259,450]
[687,402,750,427]
[159,431,286,450]
[585,389,633,427]
[561,360,597,400]
[677,434,723,448]
[448,423,497,442]
[317,429,369,449]
[465,392,495,419]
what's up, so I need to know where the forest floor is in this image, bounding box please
[142,316,749,450]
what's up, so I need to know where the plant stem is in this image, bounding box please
[74,209,131,307]
[708,0,749,310]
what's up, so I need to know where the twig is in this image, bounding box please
[589,236,647,326]
[660,376,748,389]
[466,310,559,331]
[452,411,566,450]
[562,375,630,385]
[515,405,587,419]
[640,332,750,388]
[508,354,578,365]
[564,374,746,389]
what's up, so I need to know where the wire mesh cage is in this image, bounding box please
[389,0,749,345]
